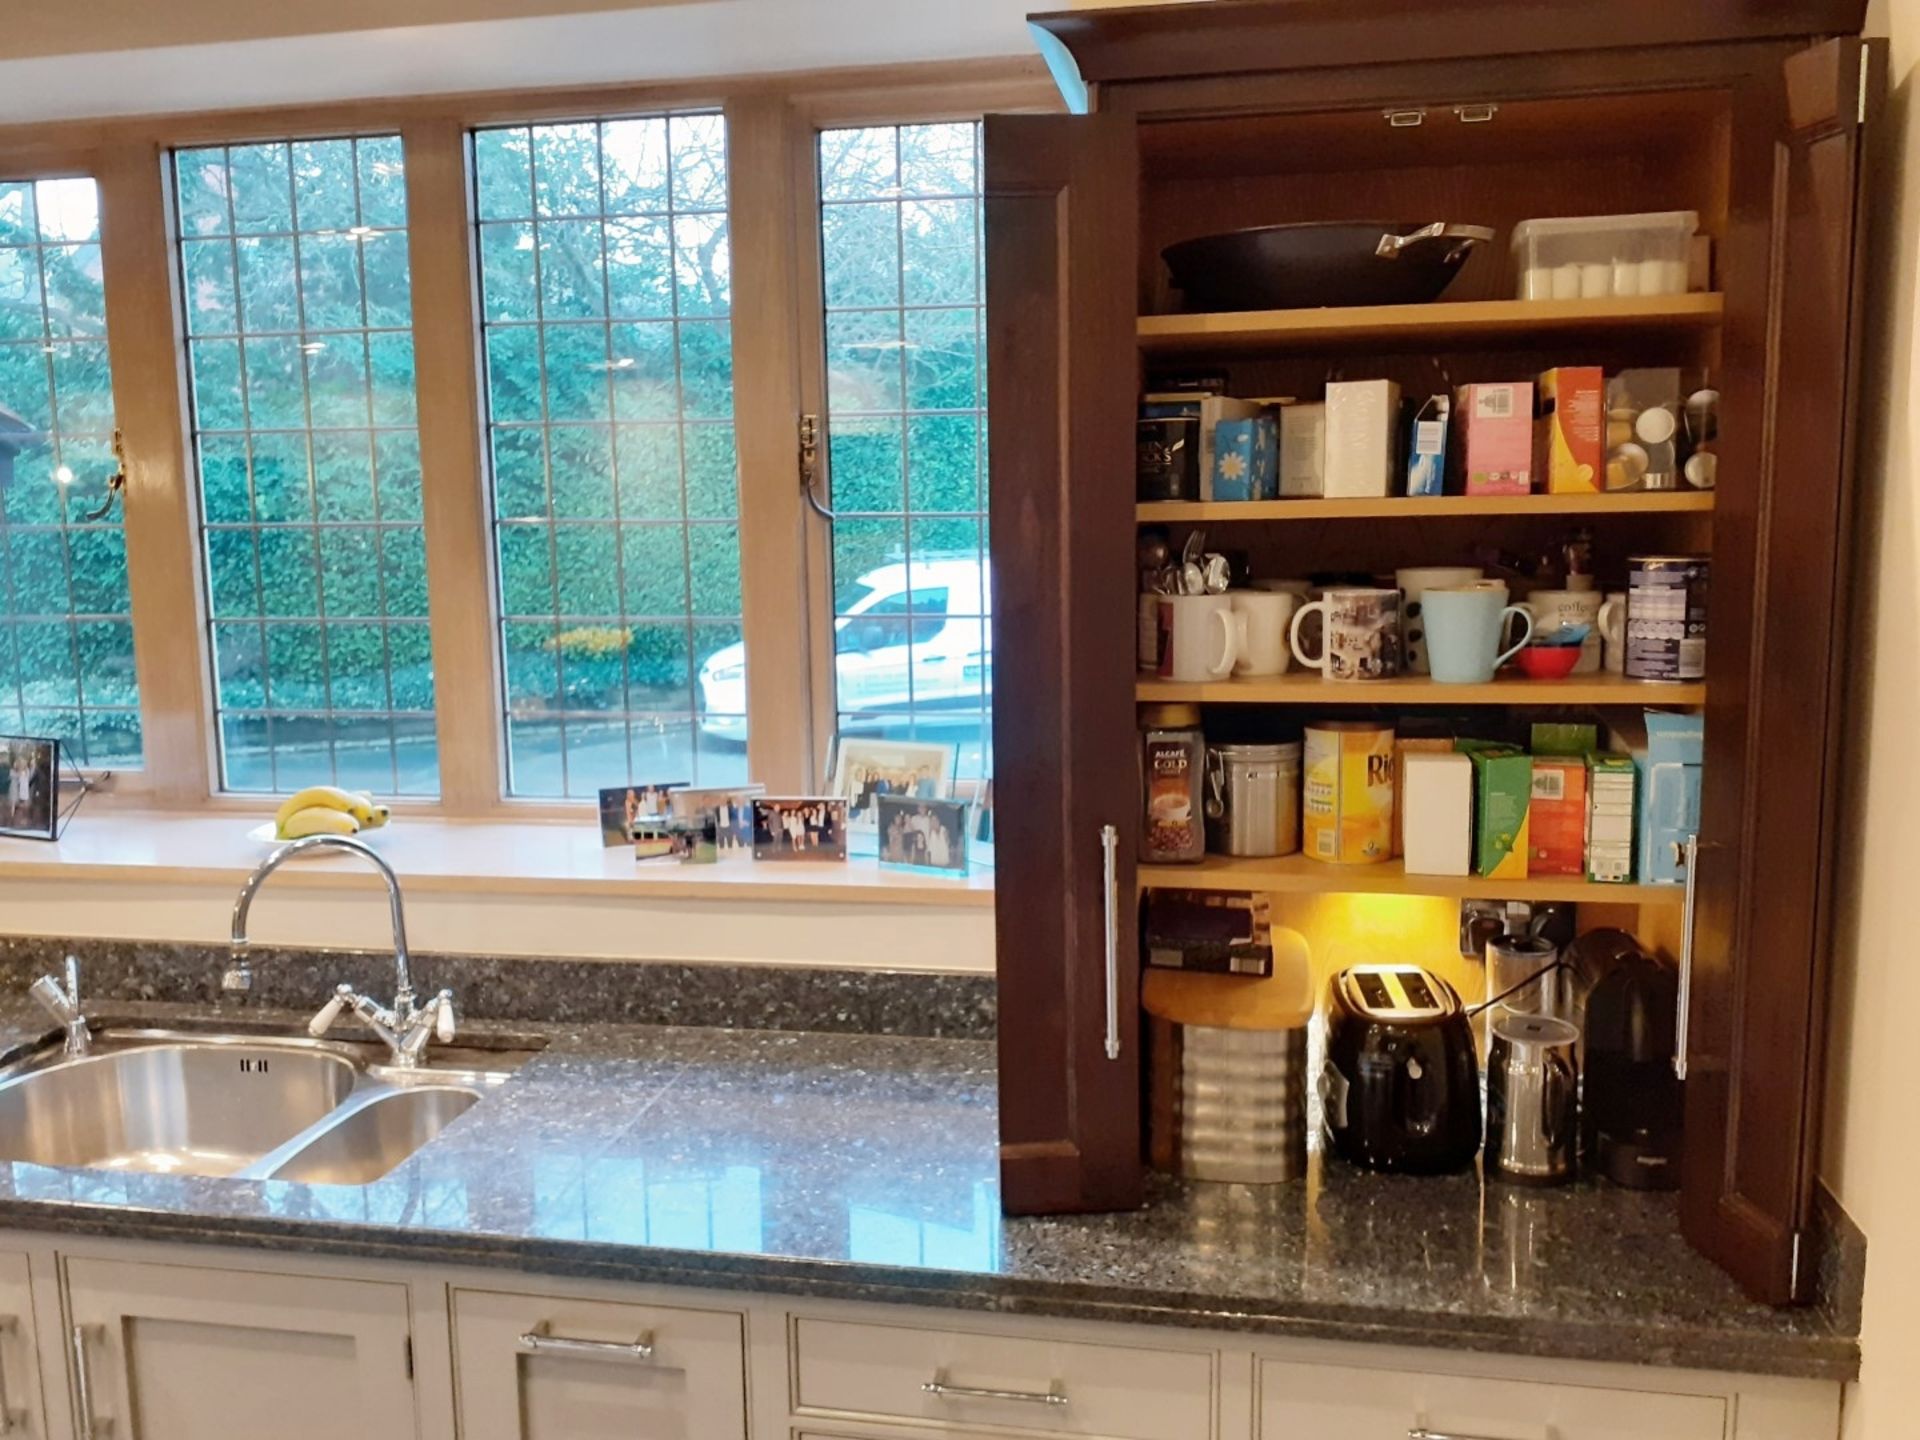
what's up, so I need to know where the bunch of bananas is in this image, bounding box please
[274,786,393,840]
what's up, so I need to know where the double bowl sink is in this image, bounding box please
[0,1027,539,1185]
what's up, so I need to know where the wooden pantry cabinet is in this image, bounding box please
[985,0,1881,1303]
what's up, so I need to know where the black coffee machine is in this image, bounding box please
[1582,950,1684,1189]
[1322,964,1481,1174]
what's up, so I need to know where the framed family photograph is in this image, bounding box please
[826,737,957,832]
[597,782,686,848]
[0,736,59,841]
[751,797,848,861]
[876,794,969,875]
[669,784,764,853]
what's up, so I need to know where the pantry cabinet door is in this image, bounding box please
[984,111,1145,1215]
[0,1252,46,1438]
[63,1258,416,1440]
[450,1288,746,1440]
[1682,35,1886,1306]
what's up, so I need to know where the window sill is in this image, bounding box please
[0,810,994,906]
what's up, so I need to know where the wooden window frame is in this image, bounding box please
[0,57,1054,817]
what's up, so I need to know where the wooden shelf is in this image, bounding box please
[1136,293,1725,353]
[1138,491,1715,523]
[1137,672,1705,706]
[1139,853,1682,907]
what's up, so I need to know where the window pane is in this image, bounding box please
[0,176,140,770]
[818,123,988,781]
[174,138,435,795]
[474,115,742,798]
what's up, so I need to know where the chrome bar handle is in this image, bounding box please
[1100,823,1121,1061]
[516,1321,654,1362]
[923,1373,1068,1408]
[0,1315,16,1435]
[1409,1429,1533,1440]
[1675,832,1700,1081]
[71,1324,104,1440]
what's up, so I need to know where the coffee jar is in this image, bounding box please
[1204,742,1302,857]
[1140,704,1205,863]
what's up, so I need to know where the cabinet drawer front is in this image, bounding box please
[452,1287,747,1440]
[794,1317,1214,1439]
[1258,1359,1727,1440]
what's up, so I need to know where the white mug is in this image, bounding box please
[1138,592,1163,672]
[1598,592,1627,674]
[1158,593,1237,682]
[1395,566,1486,675]
[1229,590,1297,677]
[1521,588,1604,674]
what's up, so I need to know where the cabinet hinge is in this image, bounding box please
[404,1335,414,1380]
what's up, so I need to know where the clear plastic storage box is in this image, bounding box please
[1511,211,1699,301]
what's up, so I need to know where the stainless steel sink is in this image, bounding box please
[0,1028,534,1184]
[261,1086,479,1185]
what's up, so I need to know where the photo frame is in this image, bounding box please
[751,797,848,861]
[597,782,687,848]
[669,784,765,853]
[969,780,995,869]
[876,794,970,876]
[826,736,958,833]
[0,736,61,841]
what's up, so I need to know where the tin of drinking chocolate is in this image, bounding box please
[1625,555,1709,682]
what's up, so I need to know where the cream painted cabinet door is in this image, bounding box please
[451,1288,746,1440]
[0,1251,46,1437]
[64,1258,415,1440]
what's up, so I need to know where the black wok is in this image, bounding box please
[1162,220,1496,312]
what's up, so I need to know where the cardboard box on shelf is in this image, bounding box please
[1611,709,1704,885]
[1529,756,1589,876]
[1324,379,1402,498]
[1537,366,1605,494]
[1586,753,1638,883]
[1460,742,1531,879]
[1458,382,1535,495]
[1402,751,1474,877]
[1406,393,1451,497]
[1279,401,1328,498]
[1211,413,1278,501]
[1393,735,1455,856]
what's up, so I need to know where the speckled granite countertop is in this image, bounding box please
[0,1001,1856,1383]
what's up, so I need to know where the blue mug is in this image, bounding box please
[1421,586,1533,684]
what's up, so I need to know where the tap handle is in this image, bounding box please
[433,990,456,1044]
[63,954,79,1004]
[308,984,354,1038]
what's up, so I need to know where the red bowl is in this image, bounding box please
[1514,645,1582,680]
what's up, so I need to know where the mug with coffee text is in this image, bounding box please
[1521,588,1604,674]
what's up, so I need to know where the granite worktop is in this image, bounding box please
[0,997,1857,1384]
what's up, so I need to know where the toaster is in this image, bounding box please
[1321,963,1482,1174]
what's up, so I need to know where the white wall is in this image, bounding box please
[0,0,1034,122]
[1825,4,1920,1437]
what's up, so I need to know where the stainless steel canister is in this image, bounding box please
[1204,741,1302,858]
[1148,1017,1308,1183]
[1485,1013,1580,1186]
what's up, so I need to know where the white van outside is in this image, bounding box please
[696,557,991,745]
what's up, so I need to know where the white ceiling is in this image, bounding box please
[0,0,1040,124]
